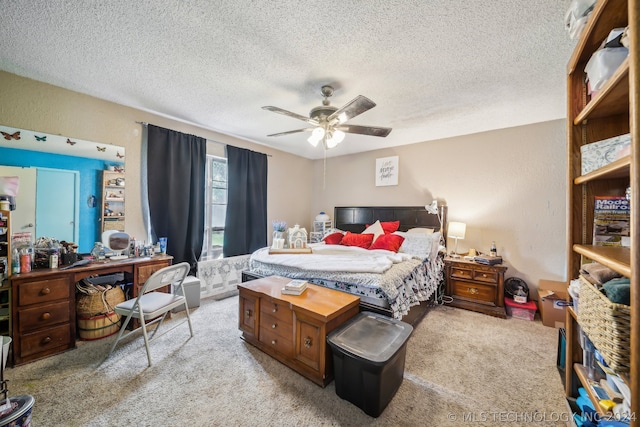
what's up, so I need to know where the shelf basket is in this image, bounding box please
[577,276,631,373]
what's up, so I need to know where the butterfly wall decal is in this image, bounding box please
[96,146,106,152]
[1,131,20,140]
[116,152,124,158]
[66,138,76,146]
[114,166,124,173]
[34,135,46,141]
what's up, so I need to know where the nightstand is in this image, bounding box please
[444,257,507,318]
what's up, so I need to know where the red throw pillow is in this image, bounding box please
[380,221,400,234]
[368,221,401,234]
[323,232,344,245]
[340,232,374,249]
[369,233,405,252]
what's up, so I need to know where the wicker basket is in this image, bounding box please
[577,276,631,373]
[76,285,125,317]
[78,312,121,340]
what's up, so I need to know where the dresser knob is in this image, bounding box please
[272,323,277,329]
[272,305,278,313]
[304,337,312,348]
[42,336,52,344]
[41,287,51,295]
[271,340,277,345]
[245,309,252,317]
[468,287,479,295]
[482,274,487,278]
[42,312,51,320]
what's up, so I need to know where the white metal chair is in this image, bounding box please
[106,262,194,366]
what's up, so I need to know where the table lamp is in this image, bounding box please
[448,222,466,258]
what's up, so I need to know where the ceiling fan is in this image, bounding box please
[262,85,392,150]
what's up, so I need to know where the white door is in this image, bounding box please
[35,168,79,243]
[0,166,37,235]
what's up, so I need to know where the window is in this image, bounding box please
[202,155,227,259]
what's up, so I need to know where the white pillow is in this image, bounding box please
[394,231,440,259]
[362,220,385,244]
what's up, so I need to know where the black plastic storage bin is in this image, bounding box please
[327,311,413,417]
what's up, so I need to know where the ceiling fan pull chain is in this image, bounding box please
[323,147,327,191]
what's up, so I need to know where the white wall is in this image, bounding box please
[311,120,568,297]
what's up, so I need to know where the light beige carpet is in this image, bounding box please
[5,296,569,426]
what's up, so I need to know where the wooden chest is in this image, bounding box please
[238,276,360,386]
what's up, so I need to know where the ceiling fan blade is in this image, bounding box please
[336,124,392,137]
[266,128,313,137]
[327,95,376,124]
[262,106,319,126]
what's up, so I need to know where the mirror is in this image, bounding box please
[0,124,125,252]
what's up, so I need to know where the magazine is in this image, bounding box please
[593,196,630,247]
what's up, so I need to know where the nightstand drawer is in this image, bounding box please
[473,270,498,284]
[450,279,496,305]
[450,267,473,280]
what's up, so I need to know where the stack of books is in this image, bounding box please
[282,279,307,295]
[474,255,503,265]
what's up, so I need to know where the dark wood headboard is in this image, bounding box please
[334,206,447,239]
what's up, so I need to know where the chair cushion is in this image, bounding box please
[115,292,185,318]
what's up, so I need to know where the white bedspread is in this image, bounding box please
[251,244,413,274]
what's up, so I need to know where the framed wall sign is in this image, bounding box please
[375,156,399,186]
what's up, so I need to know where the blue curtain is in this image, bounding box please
[224,145,267,256]
[147,125,206,273]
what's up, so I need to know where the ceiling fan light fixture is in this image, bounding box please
[325,129,345,149]
[307,127,325,146]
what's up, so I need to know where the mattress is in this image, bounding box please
[249,244,444,319]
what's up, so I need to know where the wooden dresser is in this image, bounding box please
[10,255,172,365]
[238,276,360,387]
[444,257,507,318]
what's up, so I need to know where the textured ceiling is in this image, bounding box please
[0,1,576,159]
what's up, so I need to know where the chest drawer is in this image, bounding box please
[18,277,70,306]
[19,301,70,332]
[260,298,292,322]
[450,279,497,305]
[19,323,72,358]
[260,311,293,340]
[473,270,498,284]
[450,267,473,280]
[259,326,293,357]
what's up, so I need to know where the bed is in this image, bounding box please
[246,206,447,321]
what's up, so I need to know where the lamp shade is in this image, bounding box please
[448,222,466,239]
[425,200,438,214]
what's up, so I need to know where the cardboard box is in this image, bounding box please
[539,280,569,328]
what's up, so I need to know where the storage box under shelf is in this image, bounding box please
[310,220,332,243]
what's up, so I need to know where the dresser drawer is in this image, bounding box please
[450,279,496,305]
[19,323,72,358]
[17,277,70,306]
[260,298,292,322]
[450,267,473,280]
[260,311,293,340]
[18,301,70,332]
[259,326,293,357]
[473,270,498,284]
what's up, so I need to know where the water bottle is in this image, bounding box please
[490,241,497,257]
[11,248,20,274]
